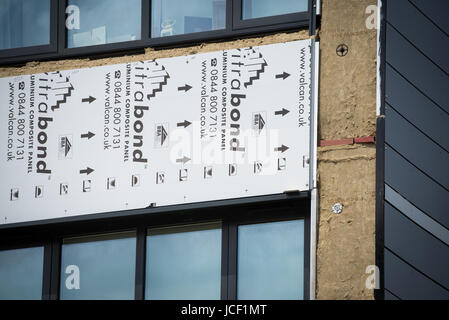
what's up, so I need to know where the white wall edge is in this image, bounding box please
[310,188,318,300]
[309,40,319,301]
[312,41,319,189]
[376,0,382,116]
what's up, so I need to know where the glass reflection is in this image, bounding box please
[0,0,50,50]
[151,0,226,38]
[242,0,308,20]
[60,232,136,300]
[0,246,44,300]
[237,220,304,300]
[67,0,141,48]
[146,223,222,300]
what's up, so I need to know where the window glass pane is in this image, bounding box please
[146,223,222,300]
[151,0,226,38]
[67,0,141,48]
[0,0,50,50]
[60,232,136,300]
[238,220,304,300]
[242,0,308,20]
[0,246,44,300]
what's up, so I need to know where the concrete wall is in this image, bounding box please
[0,0,378,300]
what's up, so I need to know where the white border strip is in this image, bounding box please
[310,188,318,300]
[376,0,382,116]
[309,40,320,300]
[316,0,321,15]
[311,41,319,189]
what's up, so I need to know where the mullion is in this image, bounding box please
[49,239,62,300]
[134,227,147,300]
[41,241,53,300]
[308,0,316,36]
[58,0,67,53]
[227,221,238,300]
[41,238,61,300]
[226,0,233,33]
[220,222,229,300]
[143,0,151,44]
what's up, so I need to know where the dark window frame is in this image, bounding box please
[0,0,59,60]
[0,0,315,66]
[233,0,310,30]
[0,193,310,300]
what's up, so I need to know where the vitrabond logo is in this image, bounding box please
[228,47,268,152]
[131,61,170,163]
[37,72,74,174]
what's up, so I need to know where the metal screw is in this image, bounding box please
[336,44,349,57]
[332,203,343,214]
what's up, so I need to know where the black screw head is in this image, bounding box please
[336,44,349,57]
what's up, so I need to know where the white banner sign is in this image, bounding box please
[0,39,313,225]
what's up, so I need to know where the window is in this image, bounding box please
[0,246,44,300]
[242,0,308,20]
[237,220,304,299]
[0,0,51,50]
[146,223,222,299]
[151,0,226,38]
[0,0,314,64]
[67,0,142,48]
[60,232,136,300]
[0,197,309,300]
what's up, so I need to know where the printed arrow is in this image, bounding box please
[274,145,289,153]
[178,84,192,92]
[79,167,94,175]
[275,72,290,80]
[176,156,191,164]
[80,131,95,139]
[274,108,290,116]
[82,96,96,104]
[177,120,192,128]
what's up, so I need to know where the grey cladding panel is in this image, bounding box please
[385,65,449,152]
[387,0,449,74]
[383,0,449,301]
[385,185,449,246]
[386,24,449,112]
[410,0,449,35]
[385,146,449,229]
[385,202,449,289]
[384,290,400,300]
[385,249,449,300]
[385,106,449,189]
